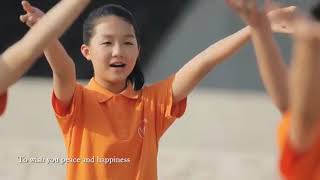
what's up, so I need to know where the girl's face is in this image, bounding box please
[81,15,139,85]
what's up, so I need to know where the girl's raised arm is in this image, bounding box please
[19,1,85,109]
[225,0,292,113]
[172,3,296,104]
[289,18,320,151]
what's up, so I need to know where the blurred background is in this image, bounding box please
[0,0,315,179]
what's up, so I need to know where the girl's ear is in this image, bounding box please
[80,44,91,61]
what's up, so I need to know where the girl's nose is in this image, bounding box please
[112,43,124,57]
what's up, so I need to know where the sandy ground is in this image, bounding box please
[0,78,282,180]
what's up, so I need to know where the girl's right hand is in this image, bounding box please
[226,0,267,27]
[19,1,45,27]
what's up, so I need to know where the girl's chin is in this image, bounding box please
[104,75,128,84]
[98,70,131,83]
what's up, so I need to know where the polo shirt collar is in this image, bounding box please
[86,78,141,103]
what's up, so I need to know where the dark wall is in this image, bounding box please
[0,0,192,78]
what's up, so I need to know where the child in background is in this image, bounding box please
[281,17,320,179]
[21,1,297,179]
[0,0,90,116]
[226,0,320,179]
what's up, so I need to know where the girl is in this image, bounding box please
[0,0,90,116]
[226,0,320,179]
[21,1,297,179]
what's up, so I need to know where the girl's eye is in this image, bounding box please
[102,42,112,45]
[124,42,134,45]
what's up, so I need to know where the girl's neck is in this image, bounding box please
[94,76,127,94]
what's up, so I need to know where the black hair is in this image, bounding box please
[83,4,144,91]
[311,1,320,21]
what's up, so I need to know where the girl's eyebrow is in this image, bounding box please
[124,34,136,38]
[102,34,135,38]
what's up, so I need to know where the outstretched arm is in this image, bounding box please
[226,0,292,113]
[173,26,250,103]
[172,3,296,103]
[289,18,320,152]
[19,1,81,109]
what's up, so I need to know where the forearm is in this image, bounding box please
[290,36,320,152]
[0,42,37,93]
[44,40,76,105]
[18,0,88,78]
[23,0,89,56]
[250,19,289,113]
[44,40,75,78]
[28,0,89,39]
[204,26,251,67]
[173,27,251,102]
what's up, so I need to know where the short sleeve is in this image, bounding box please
[0,91,7,116]
[51,84,83,135]
[278,112,291,151]
[278,113,320,180]
[280,136,320,180]
[147,74,187,139]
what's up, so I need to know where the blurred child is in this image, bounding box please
[226,0,320,179]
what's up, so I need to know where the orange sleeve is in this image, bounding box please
[0,92,7,116]
[148,74,187,139]
[278,113,320,180]
[51,84,83,136]
[278,112,291,151]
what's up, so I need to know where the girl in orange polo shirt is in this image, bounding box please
[226,0,320,179]
[0,0,90,116]
[21,1,297,179]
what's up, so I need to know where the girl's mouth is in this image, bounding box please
[110,63,126,68]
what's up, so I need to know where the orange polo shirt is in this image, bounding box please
[278,113,320,180]
[52,75,187,180]
[0,92,7,116]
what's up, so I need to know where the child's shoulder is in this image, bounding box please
[143,75,175,91]
[141,75,175,97]
[143,79,167,93]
